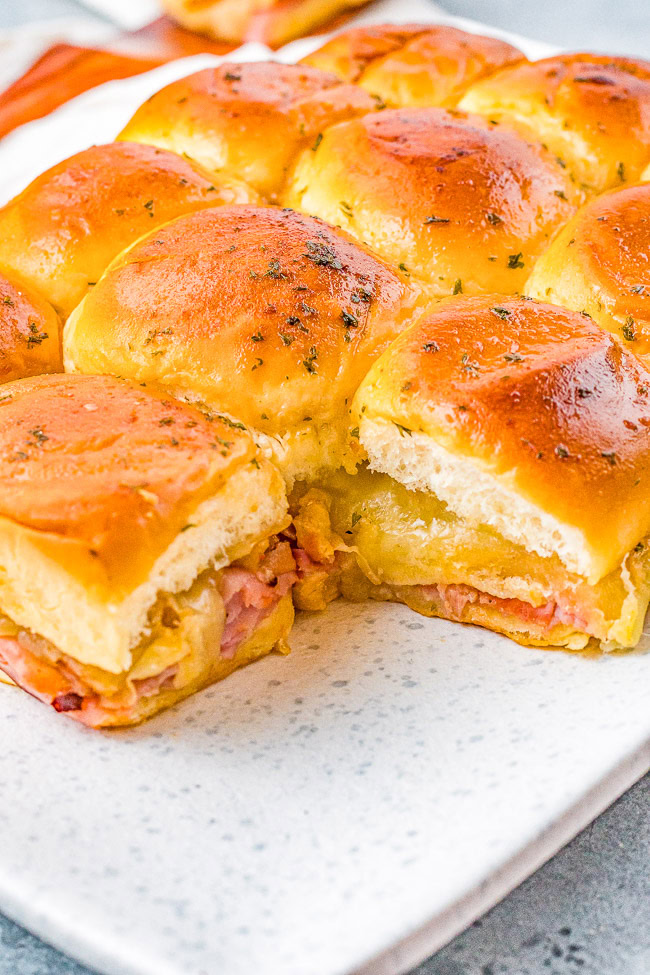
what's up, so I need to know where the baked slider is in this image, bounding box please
[0,142,257,319]
[0,374,294,727]
[459,53,650,195]
[117,61,379,201]
[283,107,581,295]
[63,204,424,487]
[160,0,369,48]
[526,182,650,360]
[302,296,650,650]
[0,269,61,382]
[300,22,524,108]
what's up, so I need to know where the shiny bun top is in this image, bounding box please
[283,107,581,295]
[0,270,61,382]
[0,142,257,319]
[64,205,423,481]
[527,182,650,358]
[0,373,258,587]
[118,61,380,201]
[460,53,650,193]
[301,22,524,107]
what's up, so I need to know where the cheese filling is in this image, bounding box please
[0,538,297,726]
[288,470,650,650]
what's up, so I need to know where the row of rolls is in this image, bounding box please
[2,23,650,726]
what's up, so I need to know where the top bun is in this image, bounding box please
[117,61,380,201]
[64,205,425,485]
[0,142,257,319]
[460,53,650,194]
[301,23,524,107]
[352,295,650,585]
[283,107,581,295]
[0,269,61,382]
[526,182,650,358]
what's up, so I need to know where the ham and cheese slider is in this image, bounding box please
[300,22,524,108]
[313,296,650,650]
[0,142,257,319]
[63,205,425,487]
[526,182,650,359]
[460,53,650,194]
[0,374,294,727]
[117,61,379,202]
[0,269,61,382]
[283,107,582,295]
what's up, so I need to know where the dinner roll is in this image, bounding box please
[526,182,650,359]
[0,142,257,320]
[64,205,425,485]
[0,373,293,726]
[118,61,379,201]
[0,269,61,382]
[300,23,524,107]
[352,296,650,587]
[161,0,369,47]
[283,108,581,294]
[460,53,650,194]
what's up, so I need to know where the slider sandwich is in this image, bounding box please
[306,296,650,650]
[0,374,294,726]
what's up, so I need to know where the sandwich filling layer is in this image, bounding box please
[288,470,650,651]
[0,537,296,727]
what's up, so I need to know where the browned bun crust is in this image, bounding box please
[283,107,582,295]
[0,142,257,320]
[0,373,257,588]
[300,23,524,107]
[460,53,650,194]
[0,269,62,382]
[64,205,423,475]
[117,61,380,201]
[526,182,650,359]
[353,295,650,580]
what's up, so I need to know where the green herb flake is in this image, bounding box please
[622,316,637,342]
[251,331,264,343]
[422,340,439,353]
[303,346,319,374]
[424,215,450,224]
[311,132,323,152]
[555,444,570,459]
[303,241,342,270]
[601,451,617,466]
[486,212,502,225]
[507,252,525,269]
[453,278,463,295]
[491,306,511,320]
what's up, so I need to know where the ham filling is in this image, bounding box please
[0,540,297,725]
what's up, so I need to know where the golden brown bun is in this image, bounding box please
[64,205,424,483]
[283,107,582,294]
[161,0,369,47]
[0,142,258,319]
[459,53,650,194]
[118,61,379,201]
[352,295,650,583]
[301,23,524,107]
[0,269,61,382]
[0,373,258,591]
[526,182,650,359]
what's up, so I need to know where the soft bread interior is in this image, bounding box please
[0,462,287,674]
[358,416,598,583]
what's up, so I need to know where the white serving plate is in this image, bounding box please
[0,5,648,975]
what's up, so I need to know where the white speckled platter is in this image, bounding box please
[0,6,649,975]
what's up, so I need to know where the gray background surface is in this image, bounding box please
[0,2,648,974]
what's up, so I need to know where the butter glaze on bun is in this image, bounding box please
[300,23,524,107]
[526,182,650,358]
[64,205,425,484]
[0,269,61,382]
[118,61,380,201]
[283,107,582,294]
[352,295,650,585]
[460,53,650,194]
[0,142,257,319]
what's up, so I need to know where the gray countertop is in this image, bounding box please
[0,2,649,974]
